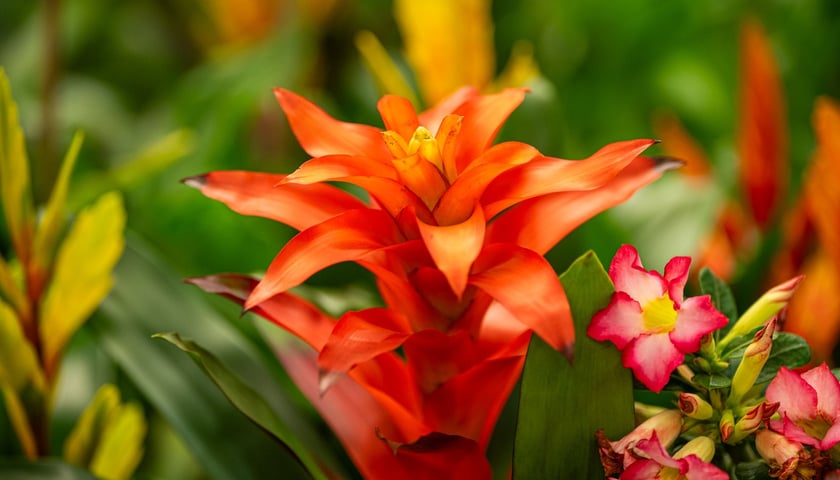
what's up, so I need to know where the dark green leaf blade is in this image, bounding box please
[513,251,634,479]
[699,267,738,326]
[755,333,811,385]
[154,332,328,480]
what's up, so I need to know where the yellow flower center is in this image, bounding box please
[659,466,685,480]
[642,294,678,334]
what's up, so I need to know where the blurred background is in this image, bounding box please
[1,0,838,478]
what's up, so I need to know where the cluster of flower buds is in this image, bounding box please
[590,245,840,478]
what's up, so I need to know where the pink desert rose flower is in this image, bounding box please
[618,433,729,480]
[587,244,728,392]
[765,363,840,451]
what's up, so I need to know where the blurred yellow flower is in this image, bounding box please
[356,0,542,107]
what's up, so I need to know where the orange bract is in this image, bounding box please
[188,86,670,476]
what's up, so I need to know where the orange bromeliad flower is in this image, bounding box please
[186,86,673,477]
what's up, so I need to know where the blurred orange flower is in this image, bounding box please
[655,19,840,364]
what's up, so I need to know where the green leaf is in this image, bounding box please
[754,333,811,385]
[513,251,634,479]
[733,459,771,480]
[691,373,732,389]
[698,267,738,326]
[86,235,344,480]
[723,333,811,388]
[155,332,328,480]
[39,191,126,377]
[0,459,97,479]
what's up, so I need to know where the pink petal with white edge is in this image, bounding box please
[631,433,683,470]
[683,456,729,480]
[621,460,666,479]
[773,415,822,449]
[821,421,840,450]
[586,292,645,350]
[623,333,684,393]
[801,363,840,420]
[609,245,666,306]
[766,366,819,423]
[663,255,691,305]
[669,296,728,353]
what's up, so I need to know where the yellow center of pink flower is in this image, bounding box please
[642,294,678,334]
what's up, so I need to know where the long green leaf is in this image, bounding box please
[513,251,634,479]
[155,332,328,480]
[86,235,342,480]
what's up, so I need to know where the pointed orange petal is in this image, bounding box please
[280,155,433,222]
[416,204,485,298]
[424,352,527,449]
[284,154,398,184]
[318,308,412,373]
[738,19,787,229]
[360,246,450,332]
[486,156,677,255]
[275,349,431,478]
[402,330,478,393]
[246,209,402,309]
[435,141,538,224]
[391,153,448,211]
[346,351,425,436]
[378,94,420,140]
[274,88,391,161]
[381,432,493,480]
[186,274,334,350]
[452,88,527,173]
[183,170,365,231]
[469,245,574,353]
[482,139,655,218]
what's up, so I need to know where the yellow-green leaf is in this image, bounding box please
[354,30,419,106]
[1,383,36,459]
[63,384,147,480]
[63,384,120,468]
[0,299,44,392]
[32,131,85,276]
[0,68,35,266]
[0,251,27,322]
[88,403,146,480]
[39,192,126,377]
